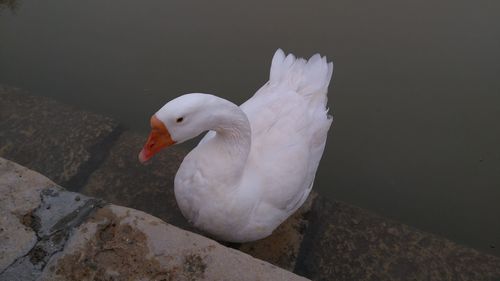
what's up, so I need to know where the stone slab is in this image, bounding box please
[295,197,500,281]
[0,157,308,281]
[0,159,103,281]
[39,205,309,281]
[0,158,55,272]
[0,85,121,189]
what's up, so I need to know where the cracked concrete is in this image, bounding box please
[0,158,53,273]
[40,205,307,281]
[0,157,309,281]
[0,160,105,281]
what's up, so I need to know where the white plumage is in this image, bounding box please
[150,49,333,242]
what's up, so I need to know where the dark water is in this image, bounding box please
[1,0,499,255]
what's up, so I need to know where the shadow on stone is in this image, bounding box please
[295,197,500,281]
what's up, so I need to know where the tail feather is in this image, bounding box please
[269,49,285,83]
[269,49,334,109]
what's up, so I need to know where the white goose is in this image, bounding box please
[139,49,333,242]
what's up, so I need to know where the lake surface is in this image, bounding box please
[1,0,499,256]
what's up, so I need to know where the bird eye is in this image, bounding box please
[176,117,184,123]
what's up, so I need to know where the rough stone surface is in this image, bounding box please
[295,197,500,281]
[0,85,121,189]
[81,131,193,230]
[0,159,104,281]
[40,205,309,281]
[239,192,317,271]
[0,158,55,272]
[1,157,309,281]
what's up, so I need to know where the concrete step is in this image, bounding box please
[295,197,500,280]
[0,158,307,281]
[0,85,121,189]
[2,85,500,280]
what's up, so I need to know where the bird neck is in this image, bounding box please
[213,108,252,167]
[195,97,252,189]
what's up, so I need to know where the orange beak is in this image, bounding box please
[138,115,176,164]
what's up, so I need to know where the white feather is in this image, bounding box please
[158,49,334,242]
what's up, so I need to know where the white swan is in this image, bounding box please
[139,49,333,242]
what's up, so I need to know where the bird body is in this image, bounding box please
[139,49,333,242]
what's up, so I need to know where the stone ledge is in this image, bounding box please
[0,85,121,190]
[0,158,309,281]
[2,85,500,280]
[295,197,500,281]
[0,158,55,273]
